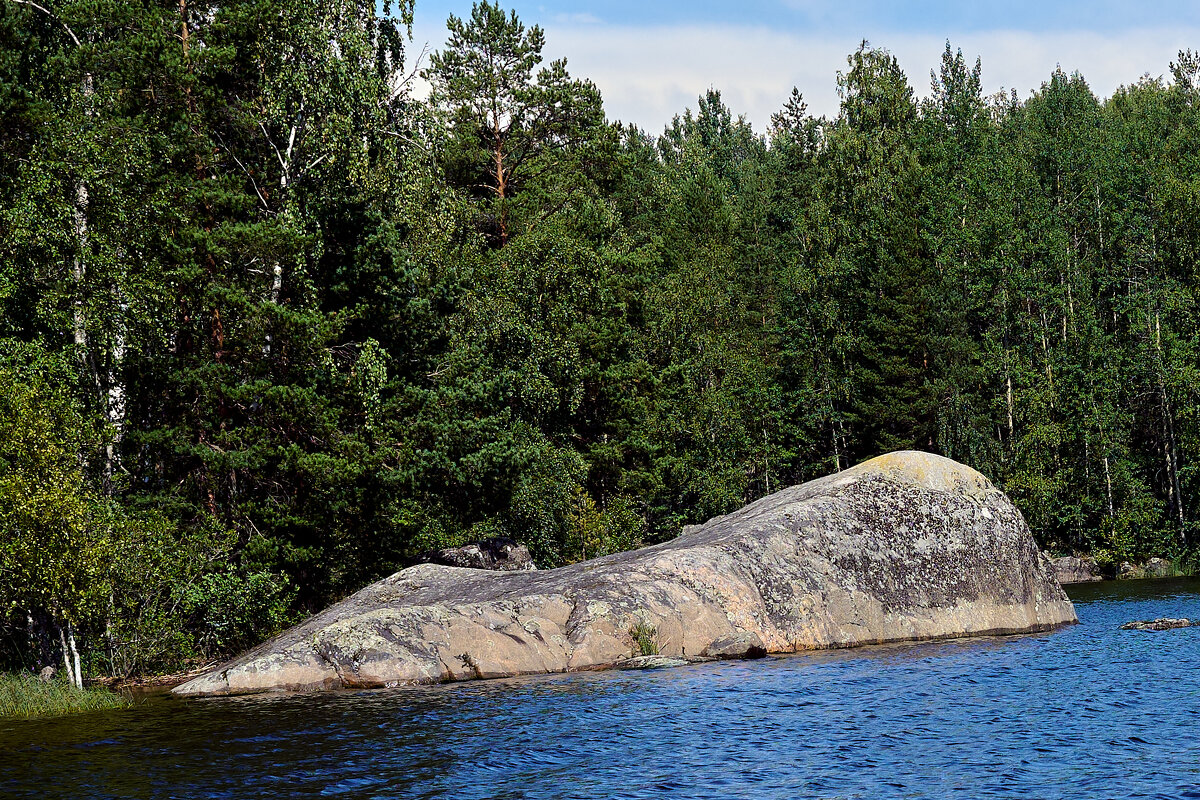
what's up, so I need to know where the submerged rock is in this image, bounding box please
[1051,555,1103,584]
[618,655,690,670]
[174,451,1077,697]
[1120,618,1196,631]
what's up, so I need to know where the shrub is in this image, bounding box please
[180,569,297,659]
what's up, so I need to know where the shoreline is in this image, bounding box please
[87,569,1200,688]
[1050,553,1195,585]
[92,664,219,693]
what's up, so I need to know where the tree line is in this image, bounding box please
[2,0,1199,680]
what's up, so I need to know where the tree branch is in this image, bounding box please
[8,0,81,46]
[259,120,288,174]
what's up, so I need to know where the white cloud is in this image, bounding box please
[544,25,1200,132]
[542,24,849,131]
[551,12,603,25]
[406,17,1200,133]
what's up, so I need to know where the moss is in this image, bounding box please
[0,673,130,719]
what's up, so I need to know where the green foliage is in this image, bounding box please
[99,516,234,676]
[180,569,296,658]
[0,359,126,633]
[0,351,238,676]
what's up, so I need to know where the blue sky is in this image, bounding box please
[407,1,1200,130]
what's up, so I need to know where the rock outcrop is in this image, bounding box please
[1119,557,1174,580]
[1051,555,1103,584]
[174,451,1077,697]
[1145,557,1173,578]
[1120,618,1196,631]
[410,537,536,571]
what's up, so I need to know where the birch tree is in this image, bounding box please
[0,363,116,687]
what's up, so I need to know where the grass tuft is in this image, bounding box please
[0,673,130,719]
[629,619,659,656]
[1169,555,1199,578]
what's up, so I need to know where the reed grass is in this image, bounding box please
[1168,554,1200,578]
[0,673,130,718]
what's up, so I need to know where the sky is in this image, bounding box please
[405,1,1200,132]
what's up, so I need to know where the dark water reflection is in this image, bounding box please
[5,578,1200,799]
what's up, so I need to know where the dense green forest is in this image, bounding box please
[2,0,1199,681]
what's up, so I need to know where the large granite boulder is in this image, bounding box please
[174,451,1076,697]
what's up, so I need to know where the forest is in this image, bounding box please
[1,0,1199,682]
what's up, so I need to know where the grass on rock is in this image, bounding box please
[629,620,660,656]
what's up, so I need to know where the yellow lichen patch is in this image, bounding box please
[847,450,993,498]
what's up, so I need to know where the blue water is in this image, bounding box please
[4,578,1200,799]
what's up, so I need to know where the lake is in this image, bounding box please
[3,578,1200,799]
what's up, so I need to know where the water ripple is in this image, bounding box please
[5,578,1200,798]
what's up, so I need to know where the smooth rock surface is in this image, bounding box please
[1052,555,1103,584]
[174,451,1077,697]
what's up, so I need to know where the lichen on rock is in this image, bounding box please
[174,451,1077,697]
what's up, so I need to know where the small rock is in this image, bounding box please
[410,537,536,571]
[618,655,689,670]
[1120,618,1196,631]
[1144,558,1172,578]
[1050,555,1102,584]
[1118,561,1144,579]
[1117,558,1174,580]
[702,631,767,659]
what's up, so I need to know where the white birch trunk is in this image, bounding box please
[58,624,76,689]
[1103,455,1114,518]
[104,306,127,491]
[72,178,88,353]
[1005,374,1014,439]
[67,621,82,689]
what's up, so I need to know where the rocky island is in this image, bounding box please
[174,451,1076,696]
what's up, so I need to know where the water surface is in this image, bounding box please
[4,578,1200,799]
